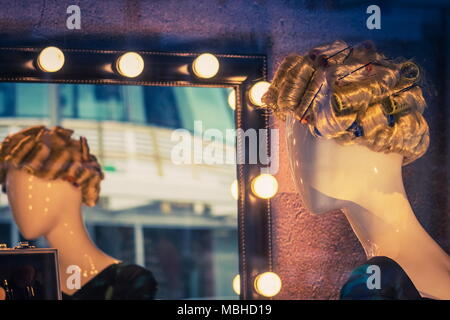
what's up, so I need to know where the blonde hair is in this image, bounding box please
[0,126,104,206]
[262,40,429,165]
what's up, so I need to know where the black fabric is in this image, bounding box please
[62,263,157,300]
[340,256,429,300]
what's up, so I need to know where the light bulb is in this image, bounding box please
[251,174,278,199]
[37,47,65,72]
[228,89,236,110]
[192,53,219,78]
[248,81,270,107]
[254,272,282,297]
[232,274,240,295]
[230,179,238,200]
[116,52,144,78]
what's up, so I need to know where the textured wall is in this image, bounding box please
[0,0,448,299]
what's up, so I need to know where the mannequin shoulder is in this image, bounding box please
[340,256,423,300]
[111,263,158,300]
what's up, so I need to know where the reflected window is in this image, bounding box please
[94,226,136,264]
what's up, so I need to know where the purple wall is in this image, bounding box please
[0,0,448,299]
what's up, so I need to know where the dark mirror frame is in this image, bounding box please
[0,46,272,300]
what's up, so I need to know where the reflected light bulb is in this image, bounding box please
[116,52,144,78]
[37,46,65,72]
[232,274,240,295]
[228,89,236,110]
[192,53,220,78]
[251,174,278,199]
[254,272,282,297]
[231,179,238,200]
[249,81,270,107]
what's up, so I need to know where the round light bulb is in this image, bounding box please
[116,52,144,78]
[192,53,220,78]
[254,272,282,297]
[230,179,238,200]
[37,46,65,72]
[232,274,240,295]
[228,89,236,110]
[251,174,278,199]
[248,81,271,107]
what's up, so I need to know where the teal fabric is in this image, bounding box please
[340,256,426,300]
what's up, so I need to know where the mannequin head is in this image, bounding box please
[5,167,82,239]
[285,113,404,213]
[0,126,104,238]
[262,40,429,213]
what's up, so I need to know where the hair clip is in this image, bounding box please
[323,41,374,63]
[346,120,364,137]
[387,114,395,127]
[313,127,322,137]
[392,83,418,96]
[310,44,354,66]
[338,61,374,81]
[299,83,323,122]
[381,83,418,115]
[64,175,80,188]
[323,45,353,61]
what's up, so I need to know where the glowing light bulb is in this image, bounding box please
[231,179,239,200]
[116,52,144,78]
[232,274,240,295]
[248,81,271,107]
[251,174,278,199]
[228,89,236,110]
[192,53,219,78]
[37,47,65,72]
[254,272,282,297]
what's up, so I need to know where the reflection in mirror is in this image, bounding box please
[0,82,238,300]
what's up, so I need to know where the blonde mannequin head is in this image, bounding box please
[0,126,104,239]
[262,40,429,165]
[0,126,104,207]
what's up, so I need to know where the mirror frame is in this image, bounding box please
[0,46,272,300]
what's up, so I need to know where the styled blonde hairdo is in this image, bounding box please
[262,40,429,165]
[0,126,104,206]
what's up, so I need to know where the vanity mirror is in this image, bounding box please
[0,47,272,300]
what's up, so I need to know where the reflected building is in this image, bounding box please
[0,83,238,299]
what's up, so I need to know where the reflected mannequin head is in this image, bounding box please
[0,126,104,239]
[5,167,82,239]
[262,40,429,213]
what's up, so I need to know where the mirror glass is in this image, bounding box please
[0,82,239,300]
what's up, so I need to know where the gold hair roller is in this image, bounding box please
[7,136,36,167]
[400,62,420,82]
[381,85,422,115]
[76,167,92,186]
[277,60,316,112]
[22,142,51,173]
[40,149,72,179]
[331,85,366,116]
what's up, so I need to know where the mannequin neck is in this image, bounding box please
[44,204,118,295]
[342,175,450,299]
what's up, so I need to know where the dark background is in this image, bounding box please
[0,0,448,299]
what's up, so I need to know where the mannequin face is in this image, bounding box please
[5,168,82,239]
[285,113,404,214]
